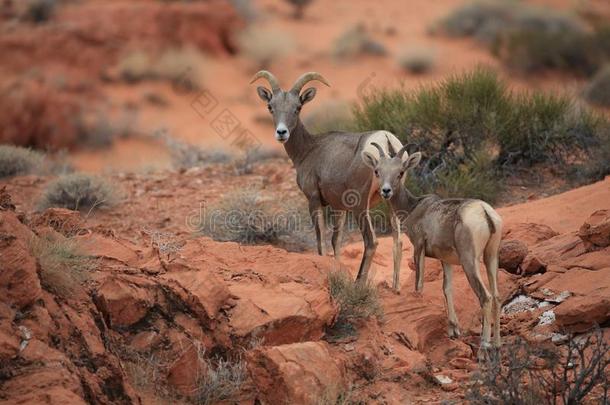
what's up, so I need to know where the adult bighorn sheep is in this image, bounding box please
[250,70,404,284]
[361,141,503,349]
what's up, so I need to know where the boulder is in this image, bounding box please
[499,239,528,273]
[228,282,337,346]
[502,223,559,247]
[160,270,232,325]
[520,254,546,275]
[247,342,346,405]
[578,210,610,250]
[555,295,610,332]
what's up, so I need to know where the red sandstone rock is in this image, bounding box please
[555,295,610,332]
[499,239,528,273]
[247,341,346,405]
[579,209,610,250]
[502,223,559,246]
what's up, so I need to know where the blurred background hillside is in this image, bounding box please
[1,0,609,186]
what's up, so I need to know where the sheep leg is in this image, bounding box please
[309,197,326,256]
[355,210,377,282]
[460,253,492,356]
[331,210,346,260]
[441,261,461,338]
[390,211,402,291]
[484,246,501,348]
[414,244,425,292]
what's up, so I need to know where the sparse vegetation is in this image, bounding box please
[0,145,44,178]
[38,173,118,212]
[195,354,246,405]
[397,46,436,74]
[199,189,313,251]
[303,100,356,134]
[468,330,609,404]
[332,24,387,59]
[24,0,56,23]
[327,270,382,340]
[155,131,232,170]
[584,65,610,107]
[352,68,609,201]
[284,0,313,20]
[115,47,205,90]
[30,234,95,299]
[238,27,295,68]
[438,1,610,76]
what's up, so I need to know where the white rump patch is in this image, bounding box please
[362,131,408,162]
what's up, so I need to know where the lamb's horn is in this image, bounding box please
[371,142,386,158]
[385,135,397,158]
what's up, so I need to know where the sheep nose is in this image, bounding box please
[381,187,392,198]
[276,128,287,135]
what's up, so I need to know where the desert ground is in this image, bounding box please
[1,0,609,404]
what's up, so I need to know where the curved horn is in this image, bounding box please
[250,70,281,93]
[385,135,397,157]
[289,72,330,94]
[371,142,386,158]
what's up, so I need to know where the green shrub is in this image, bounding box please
[0,145,44,178]
[352,68,606,200]
[584,65,610,107]
[38,173,118,211]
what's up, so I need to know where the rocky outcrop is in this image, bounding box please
[578,209,610,251]
[499,239,528,273]
[247,342,346,405]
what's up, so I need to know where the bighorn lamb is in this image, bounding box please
[362,141,503,349]
[250,70,404,284]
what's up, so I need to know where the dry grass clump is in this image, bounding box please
[155,131,232,170]
[332,24,387,59]
[326,270,382,341]
[195,356,246,405]
[238,26,295,68]
[30,234,95,299]
[397,46,436,74]
[22,0,56,23]
[38,173,118,212]
[584,65,610,107]
[115,47,205,90]
[0,145,44,178]
[199,189,312,251]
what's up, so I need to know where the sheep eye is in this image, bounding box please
[398,171,404,178]
[267,105,273,113]
[295,106,301,113]
[374,170,379,177]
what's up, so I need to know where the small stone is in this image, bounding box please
[433,374,453,385]
[538,310,556,326]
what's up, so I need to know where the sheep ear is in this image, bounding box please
[361,151,378,169]
[256,86,272,102]
[403,152,422,171]
[299,87,316,105]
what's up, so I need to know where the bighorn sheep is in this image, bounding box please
[361,142,503,349]
[250,70,404,284]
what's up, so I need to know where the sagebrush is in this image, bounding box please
[0,145,44,178]
[38,173,118,211]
